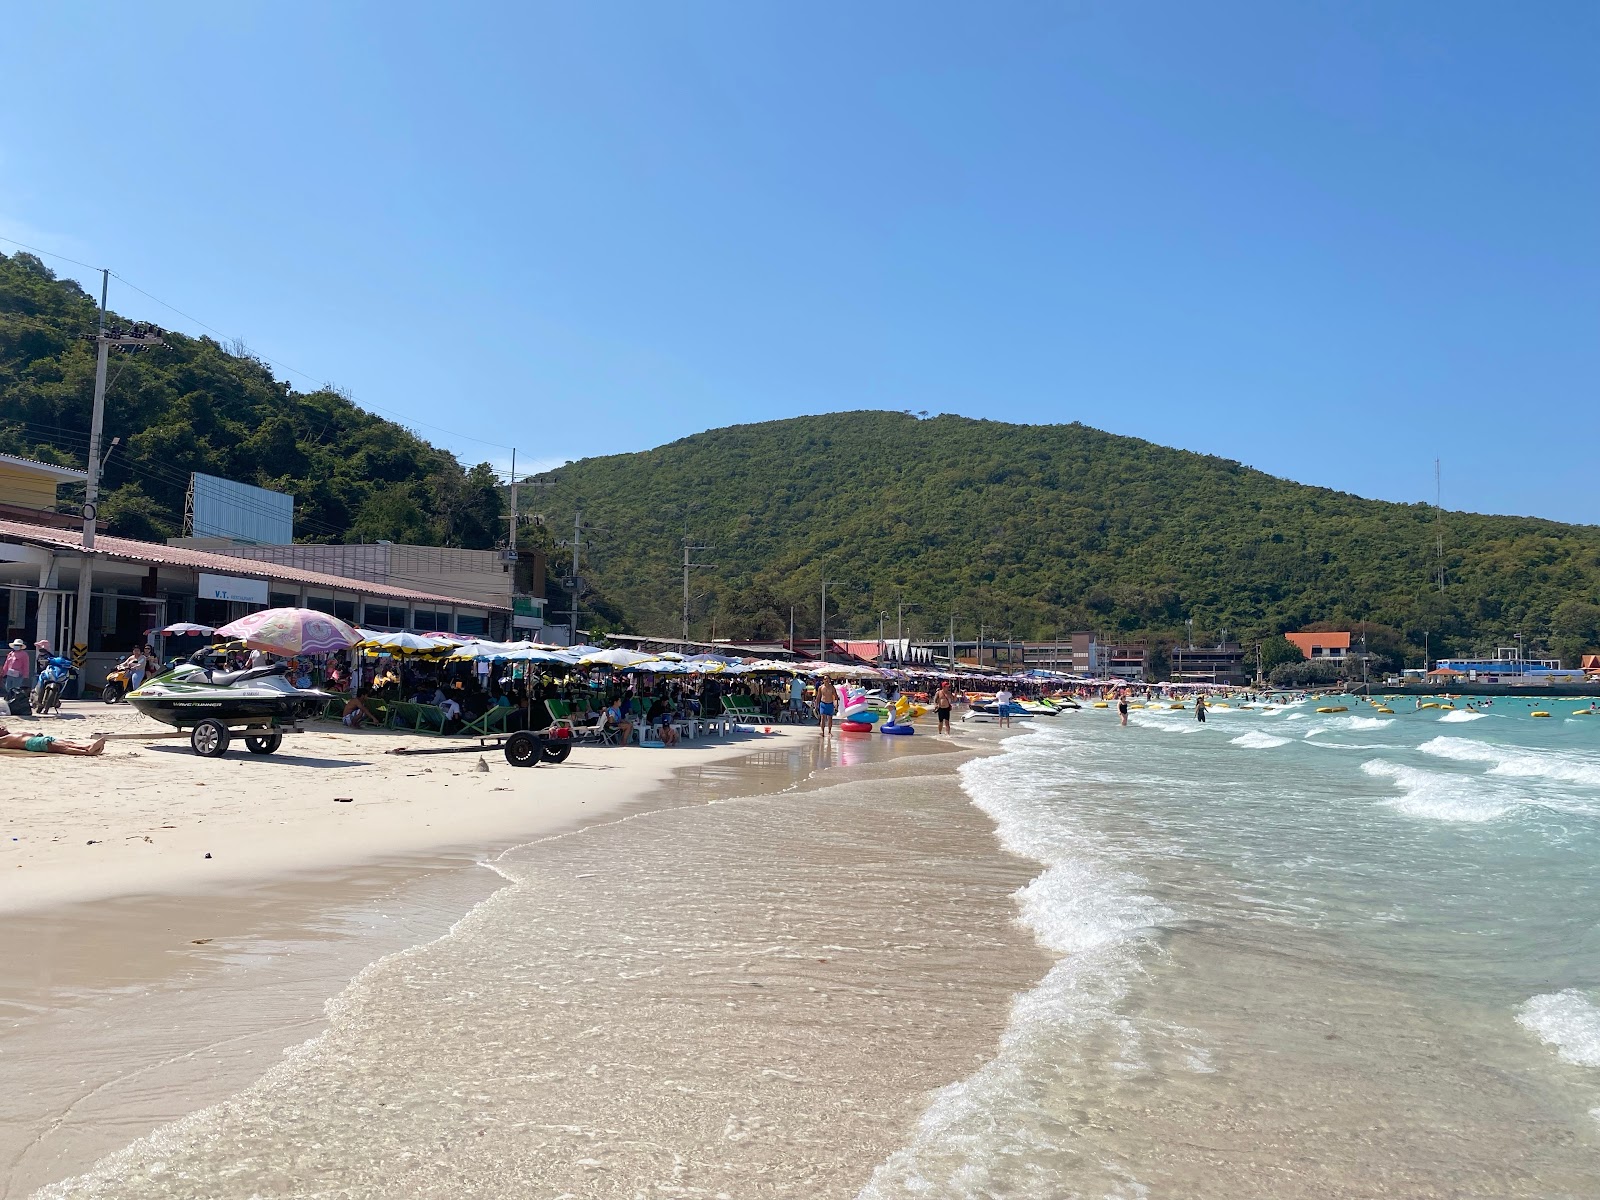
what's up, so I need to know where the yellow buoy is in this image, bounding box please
[1571,709,1592,716]
[1316,706,1348,713]
[1532,711,1551,718]
[1374,707,1394,714]
[1170,703,1186,710]
[1212,703,1231,710]
[1093,701,1109,708]
[1419,702,1439,710]
[1128,703,1145,709]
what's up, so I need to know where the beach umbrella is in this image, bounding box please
[356,630,454,655]
[580,647,655,668]
[498,645,581,664]
[215,607,361,656]
[157,621,215,636]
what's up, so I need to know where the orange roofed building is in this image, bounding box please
[1285,630,1351,661]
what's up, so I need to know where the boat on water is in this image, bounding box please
[128,657,329,731]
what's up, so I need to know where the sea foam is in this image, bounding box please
[859,725,1168,1199]
[1420,737,1600,789]
[1232,730,1291,749]
[1360,759,1515,823]
[1517,990,1600,1068]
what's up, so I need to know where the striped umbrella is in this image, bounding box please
[215,608,361,656]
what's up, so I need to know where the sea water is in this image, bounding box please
[864,695,1600,1198]
[32,702,1600,1197]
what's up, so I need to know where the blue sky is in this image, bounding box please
[5,2,1596,521]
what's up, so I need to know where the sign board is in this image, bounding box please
[190,473,294,544]
[197,573,269,605]
[513,594,543,618]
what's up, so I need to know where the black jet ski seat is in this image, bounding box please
[202,663,290,687]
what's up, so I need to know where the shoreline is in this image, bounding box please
[4,710,1013,1196]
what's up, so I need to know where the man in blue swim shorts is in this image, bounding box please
[816,678,838,737]
[0,724,107,756]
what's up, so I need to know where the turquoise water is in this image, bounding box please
[866,695,1600,1197]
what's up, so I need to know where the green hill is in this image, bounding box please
[530,411,1600,668]
[0,250,503,548]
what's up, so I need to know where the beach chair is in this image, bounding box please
[546,698,604,740]
[722,696,763,724]
[459,704,512,739]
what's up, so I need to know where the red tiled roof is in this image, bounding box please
[0,519,504,611]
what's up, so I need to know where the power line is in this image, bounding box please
[4,235,516,455]
[0,234,103,273]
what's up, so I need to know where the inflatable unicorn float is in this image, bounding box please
[836,685,926,735]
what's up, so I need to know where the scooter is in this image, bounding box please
[31,655,79,715]
[102,660,139,703]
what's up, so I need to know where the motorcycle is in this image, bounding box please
[31,655,79,716]
[102,660,139,704]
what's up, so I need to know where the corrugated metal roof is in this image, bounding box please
[0,451,87,481]
[0,519,505,611]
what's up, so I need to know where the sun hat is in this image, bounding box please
[9,638,24,650]
[34,638,51,651]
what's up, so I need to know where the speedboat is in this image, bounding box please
[128,655,329,730]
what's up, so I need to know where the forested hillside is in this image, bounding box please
[0,251,503,548]
[532,412,1600,667]
[9,248,1599,668]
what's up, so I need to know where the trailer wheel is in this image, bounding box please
[245,733,283,755]
[191,719,231,758]
[540,742,572,764]
[504,731,541,768]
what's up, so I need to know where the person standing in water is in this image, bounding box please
[1195,693,1208,723]
[1117,692,1130,726]
[817,677,838,737]
[934,681,954,734]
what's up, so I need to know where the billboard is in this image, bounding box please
[197,572,270,605]
[189,472,293,545]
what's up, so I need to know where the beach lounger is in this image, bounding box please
[459,705,512,739]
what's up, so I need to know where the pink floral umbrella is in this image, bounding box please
[215,608,361,656]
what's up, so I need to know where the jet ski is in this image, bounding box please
[127,649,329,731]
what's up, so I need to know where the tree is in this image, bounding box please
[1258,634,1304,676]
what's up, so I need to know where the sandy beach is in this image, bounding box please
[2,704,1046,1198]
[1,703,810,915]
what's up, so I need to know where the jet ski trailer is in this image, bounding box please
[125,659,330,758]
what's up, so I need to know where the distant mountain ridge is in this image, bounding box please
[533,411,1600,666]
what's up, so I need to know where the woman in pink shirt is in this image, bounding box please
[3,639,30,698]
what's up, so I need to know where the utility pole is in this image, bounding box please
[878,610,887,662]
[819,579,830,663]
[789,606,795,655]
[506,449,519,551]
[895,595,915,665]
[71,270,163,686]
[978,622,986,668]
[681,538,714,644]
[558,508,589,644]
[948,610,957,670]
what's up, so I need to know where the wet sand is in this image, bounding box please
[4,717,1048,1198]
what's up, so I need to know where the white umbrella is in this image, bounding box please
[158,622,215,636]
[580,648,656,668]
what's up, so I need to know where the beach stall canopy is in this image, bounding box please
[157,622,215,636]
[580,648,657,668]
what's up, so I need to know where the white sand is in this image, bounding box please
[0,702,811,914]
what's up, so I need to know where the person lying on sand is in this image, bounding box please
[0,724,107,756]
